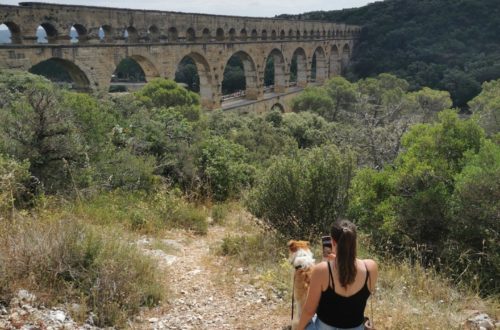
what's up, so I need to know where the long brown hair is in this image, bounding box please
[331,219,357,288]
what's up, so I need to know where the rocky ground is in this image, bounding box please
[130,224,290,329]
[0,289,100,330]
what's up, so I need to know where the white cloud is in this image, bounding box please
[1,0,374,17]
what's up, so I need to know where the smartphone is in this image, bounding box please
[322,236,332,257]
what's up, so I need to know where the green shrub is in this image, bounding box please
[0,71,86,193]
[197,136,256,201]
[348,111,499,294]
[445,140,500,293]
[94,148,159,191]
[247,144,355,239]
[135,78,200,112]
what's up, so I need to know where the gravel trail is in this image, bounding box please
[133,224,290,330]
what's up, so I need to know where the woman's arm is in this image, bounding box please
[364,259,378,293]
[296,264,324,330]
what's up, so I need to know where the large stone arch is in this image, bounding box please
[291,47,307,87]
[126,55,161,82]
[223,50,259,99]
[312,46,327,83]
[175,52,216,109]
[264,48,287,93]
[330,44,341,77]
[270,102,285,113]
[29,57,91,91]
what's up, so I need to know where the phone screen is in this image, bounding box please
[322,236,332,257]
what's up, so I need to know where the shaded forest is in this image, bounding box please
[279,0,500,109]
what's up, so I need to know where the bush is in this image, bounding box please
[0,217,163,327]
[445,140,500,293]
[0,154,31,218]
[348,111,499,294]
[247,144,355,239]
[94,148,159,191]
[135,78,200,111]
[0,71,86,193]
[197,136,256,201]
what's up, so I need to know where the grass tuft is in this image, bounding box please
[0,216,163,327]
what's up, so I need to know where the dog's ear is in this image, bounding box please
[287,240,297,252]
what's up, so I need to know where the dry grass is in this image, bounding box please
[0,210,164,327]
[372,260,499,329]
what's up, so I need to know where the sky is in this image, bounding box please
[0,0,375,18]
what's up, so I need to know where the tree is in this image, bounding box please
[290,87,334,119]
[291,74,453,168]
[248,144,355,239]
[468,79,500,137]
[135,78,200,112]
[0,71,86,192]
[446,140,500,293]
[197,136,255,201]
[349,110,488,278]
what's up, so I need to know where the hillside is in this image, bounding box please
[280,0,500,108]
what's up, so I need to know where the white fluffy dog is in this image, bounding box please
[288,240,315,329]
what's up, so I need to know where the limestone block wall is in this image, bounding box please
[0,2,361,111]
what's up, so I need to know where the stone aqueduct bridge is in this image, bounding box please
[0,2,360,112]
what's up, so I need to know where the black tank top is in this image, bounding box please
[316,261,371,328]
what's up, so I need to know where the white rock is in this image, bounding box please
[52,310,66,322]
[17,290,36,304]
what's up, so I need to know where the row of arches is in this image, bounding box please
[0,21,359,44]
[27,44,351,107]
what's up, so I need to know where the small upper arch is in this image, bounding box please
[202,28,211,42]
[240,28,248,41]
[261,29,268,40]
[148,25,160,42]
[168,27,178,42]
[342,43,351,57]
[0,22,22,44]
[251,29,258,40]
[186,27,196,42]
[216,28,225,41]
[37,22,58,43]
[228,28,236,41]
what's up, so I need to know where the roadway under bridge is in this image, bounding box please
[0,2,360,112]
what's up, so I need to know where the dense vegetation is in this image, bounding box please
[0,68,498,326]
[279,0,500,109]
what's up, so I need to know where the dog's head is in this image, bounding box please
[288,240,315,270]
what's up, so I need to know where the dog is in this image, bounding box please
[288,240,315,329]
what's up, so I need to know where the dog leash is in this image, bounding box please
[291,270,296,321]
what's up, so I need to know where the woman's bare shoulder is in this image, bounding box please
[312,261,329,273]
[360,258,378,273]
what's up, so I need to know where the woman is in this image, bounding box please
[297,220,378,330]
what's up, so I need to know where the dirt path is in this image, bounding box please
[132,222,290,330]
